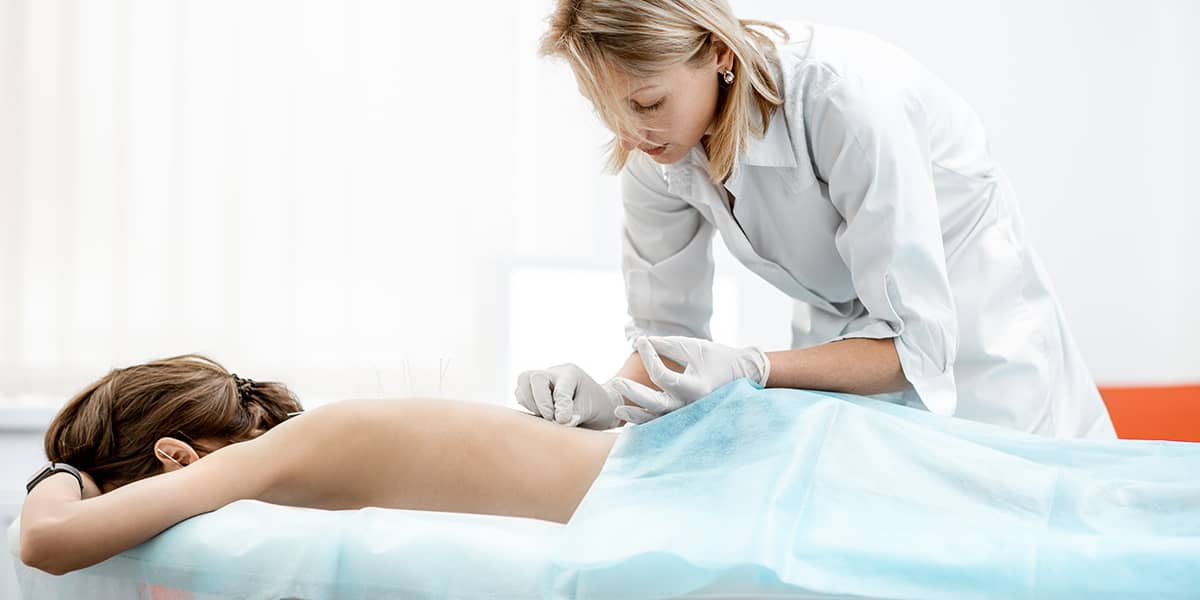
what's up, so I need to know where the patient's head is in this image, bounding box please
[44,354,303,492]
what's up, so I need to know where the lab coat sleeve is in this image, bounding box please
[619,153,715,344]
[806,76,959,416]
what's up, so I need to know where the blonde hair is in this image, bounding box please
[539,0,789,183]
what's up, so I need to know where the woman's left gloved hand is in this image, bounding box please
[611,335,770,424]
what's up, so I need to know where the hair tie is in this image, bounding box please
[231,373,255,403]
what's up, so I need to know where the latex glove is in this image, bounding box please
[514,363,623,430]
[611,335,770,424]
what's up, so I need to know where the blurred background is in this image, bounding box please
[1,0,1198,591]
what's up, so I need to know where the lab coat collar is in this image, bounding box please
[661,100,796,198]
[739,104,797,169]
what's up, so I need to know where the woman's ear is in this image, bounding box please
[709,34,734,72]
[153,437,200,472]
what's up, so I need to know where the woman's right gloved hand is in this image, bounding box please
[514,363,623,430]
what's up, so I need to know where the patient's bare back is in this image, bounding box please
[255,396,619,523]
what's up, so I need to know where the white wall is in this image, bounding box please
[731,0,1200,384]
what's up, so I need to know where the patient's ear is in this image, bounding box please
[153,437,200,472]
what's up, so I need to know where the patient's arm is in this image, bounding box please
[21,396,617,576]
[19,436,276,575]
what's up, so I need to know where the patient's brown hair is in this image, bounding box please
[44,353,303,491]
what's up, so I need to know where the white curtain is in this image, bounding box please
[0,0,582,408]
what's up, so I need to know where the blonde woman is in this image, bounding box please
[516,0,1115,439]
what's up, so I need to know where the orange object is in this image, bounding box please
[1098,385,1200,442]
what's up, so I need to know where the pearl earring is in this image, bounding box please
[722,70,735,85]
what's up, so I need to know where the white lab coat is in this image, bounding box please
[619,22,1115,439]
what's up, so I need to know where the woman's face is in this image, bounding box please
[610,45,732,164]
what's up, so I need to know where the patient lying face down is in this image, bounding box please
[21,354,619,575]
